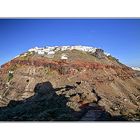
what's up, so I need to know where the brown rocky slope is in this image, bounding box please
[0,46,140,121]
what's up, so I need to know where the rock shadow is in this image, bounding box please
[0,81,128,121]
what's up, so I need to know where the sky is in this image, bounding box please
[0,18,140,67]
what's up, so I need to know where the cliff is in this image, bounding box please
[0,46,140,121]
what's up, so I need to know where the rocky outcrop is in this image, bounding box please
[0,81,129,121]
[93,49,105,59]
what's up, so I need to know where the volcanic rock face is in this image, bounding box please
[0,45,140,121]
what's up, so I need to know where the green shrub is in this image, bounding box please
[8,73,13,82]
[108,55,119,62]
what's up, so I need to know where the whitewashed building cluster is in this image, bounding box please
[13,45,110,59]
[28,45,98,55]
[131,67,140,71]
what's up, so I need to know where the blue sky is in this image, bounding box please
[0,19,140,67]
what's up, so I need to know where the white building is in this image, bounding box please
[38,50,45,55]
[61,54,68,60]
[48,51,55,55]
